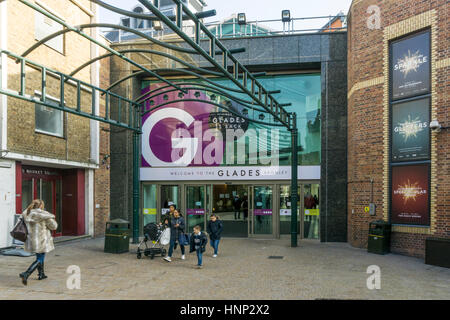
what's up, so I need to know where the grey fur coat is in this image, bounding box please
[22,209,58,254]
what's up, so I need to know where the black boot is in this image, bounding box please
[19,260,39,286]
[37,262,47,280]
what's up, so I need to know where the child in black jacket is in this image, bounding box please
[189,225,207,269]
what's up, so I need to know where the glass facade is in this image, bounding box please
[140,73,321,239]
[141,73,321,167]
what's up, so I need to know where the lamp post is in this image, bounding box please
[282,10,291,34]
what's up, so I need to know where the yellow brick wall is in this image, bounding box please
[6,0,95,163]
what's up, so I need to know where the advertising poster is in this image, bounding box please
[391,164,429,225]
[392,98,430,162]
[391,30,430,100]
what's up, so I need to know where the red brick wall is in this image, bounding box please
[347,0,449,259]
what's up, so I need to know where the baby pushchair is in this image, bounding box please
[136,223,170,259]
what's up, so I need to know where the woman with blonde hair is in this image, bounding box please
[20,199,57,285]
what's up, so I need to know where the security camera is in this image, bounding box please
[429,120,441,132]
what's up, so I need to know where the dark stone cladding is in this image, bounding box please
[109,32,348,242]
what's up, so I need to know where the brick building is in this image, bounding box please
[0,0,110,248]
[347,0,449,258]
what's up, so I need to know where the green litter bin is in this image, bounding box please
[368,220,391,254]
[104,218,130,254]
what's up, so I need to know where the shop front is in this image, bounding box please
[142,181,320,239]
[16,163,86,237]
[140,73,322,239]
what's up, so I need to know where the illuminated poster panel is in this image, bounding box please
[392,98,430,162]
[391,164,429,226]
[391,30,430,100]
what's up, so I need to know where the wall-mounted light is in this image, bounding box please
[242,108,248,116]
[282,10,291,23]
[237,13,246,25]
[429,120,448,133]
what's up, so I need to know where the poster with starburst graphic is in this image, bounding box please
[391,164,429,225]
[392,98,430,162]
[391,30,430,100]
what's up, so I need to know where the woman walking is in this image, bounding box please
[163,209,186,262]
[20,199,57,285]
[207,214,223,257]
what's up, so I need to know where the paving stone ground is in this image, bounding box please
[0,237,449,300]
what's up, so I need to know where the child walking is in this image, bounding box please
[189,225,207,269]
[207,214,223,257]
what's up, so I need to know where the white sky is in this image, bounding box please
[99,0,353,31]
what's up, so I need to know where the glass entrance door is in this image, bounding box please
[186,185,207,232]
[143,184,157,225]
[303,184,320,239]
[212,184,249,237]
[160,185,180,221]
[251,186,274,236]
[279,185,301,235]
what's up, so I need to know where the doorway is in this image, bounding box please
[185,185,209,232]
[160,185,180,217]
[21,175,63,236]
[279,185,301,236]
[250,185,274,237]
[303,183,320,239]
[212,184,249,237]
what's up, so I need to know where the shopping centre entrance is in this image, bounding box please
[142,182,320,239]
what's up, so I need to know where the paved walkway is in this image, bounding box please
[0,237,449,300]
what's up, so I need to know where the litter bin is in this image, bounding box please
[104,218,130,254]
[368,220,391,254]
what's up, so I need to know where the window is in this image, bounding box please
[133,6,145,29]
[35,94,64,137]
[121,18,131,28]
[34,8,64,54]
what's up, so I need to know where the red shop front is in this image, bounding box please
[15,163,86,237]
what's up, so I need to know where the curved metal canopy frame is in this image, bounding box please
[70,49,223,79]
[105,67,255,99]
[9,0,298,247]
[91,0,216,22]
[134,72,272,102]
[21,23,239,59]
[139,85,269,114]
[141,98,284,127]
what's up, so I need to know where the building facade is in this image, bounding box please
[0,0,111,248]
[347,0,449,258]
[108,29,348,242]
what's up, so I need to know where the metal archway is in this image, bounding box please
[69,49,224,79]
[141,97,285,127]
[139,85,273,114]
[6,0,299,247]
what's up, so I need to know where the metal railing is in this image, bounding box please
[103,14,347,42]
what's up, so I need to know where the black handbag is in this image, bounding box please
[10,217,28,242]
